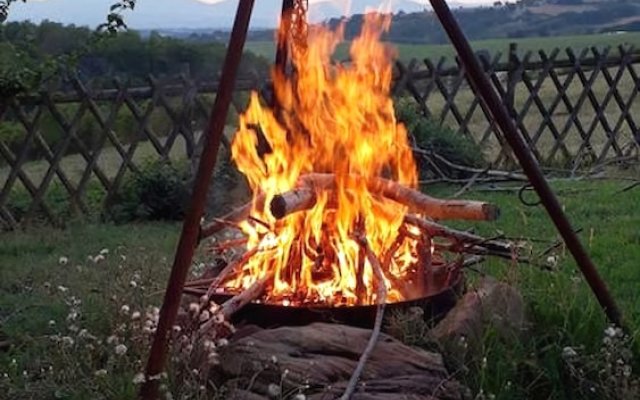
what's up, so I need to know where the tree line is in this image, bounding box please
[0,20,270,96]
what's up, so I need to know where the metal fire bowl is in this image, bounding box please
[210,270,464,329]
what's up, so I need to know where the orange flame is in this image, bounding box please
[227,13,422,306]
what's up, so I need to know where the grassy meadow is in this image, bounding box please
[245,31,640,62]
[1,178,639,399]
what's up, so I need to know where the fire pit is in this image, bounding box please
[186,13,502,329]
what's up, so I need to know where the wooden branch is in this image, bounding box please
[199,193,266,240]
[403,214,511,254]
[413,149,528,181]
[341,235,387,400]
[270,173,500,221]
[270,188,316,219]
[209,237,248,252]
[198,270,274,335]
[204,247,259,298]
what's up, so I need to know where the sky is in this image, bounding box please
[6,0,496,30]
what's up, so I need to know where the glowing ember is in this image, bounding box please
[226,13,426,306]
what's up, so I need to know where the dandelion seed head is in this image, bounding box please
[114,344,128,356]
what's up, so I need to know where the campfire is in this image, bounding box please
[190,13,504,316]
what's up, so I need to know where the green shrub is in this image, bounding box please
[5,180,106,225]
[395,98,486,178]
[108,159,190,223]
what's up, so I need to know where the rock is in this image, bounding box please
[429,277,527,368]
[216,322,470,400]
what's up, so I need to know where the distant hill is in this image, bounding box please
[328,0,640,44]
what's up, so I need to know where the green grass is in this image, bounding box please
[0,179,639,398]
[245,31,640,62]
[424,178,640,399]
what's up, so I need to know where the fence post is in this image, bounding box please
[506,42,519,120]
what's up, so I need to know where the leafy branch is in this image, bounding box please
[0,0,137,97]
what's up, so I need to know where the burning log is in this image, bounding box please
[270,173,500,221]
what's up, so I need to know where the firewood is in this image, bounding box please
[342,234,387,400]
[269,189,317,220]
[270,173,500,221]
[204,247,260,298]
[403,214,512,254]
[199,270,275,335]
[199,193,266,240]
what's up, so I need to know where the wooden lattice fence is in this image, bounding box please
[1,44,639,229]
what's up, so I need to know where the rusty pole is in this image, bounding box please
[427,0,622,326]
[139,1,255,398]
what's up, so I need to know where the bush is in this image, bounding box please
[5,180,106,226]
[108,159,190,223]
[395,98,486,178]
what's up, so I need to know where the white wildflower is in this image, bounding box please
[129,280,138,288]
[58,256,69,266]
[120,254,126,262]
[271,355,278,364]
[604,326,622,338]
[48,320,56,327]
[93,254,105,263]
[546,255,558,267]
[61,336,74,346]
[114,344,128,356]
[267,383,281,398]
[562,346,578,358]
[199,311,210,322]
[132,372,146,384]
[188,303,200,314]
[120,305,130,315]
[172,325,182,334]
[99,248,109,256]
[217,338,229,347]
[57,285,68,293]
[203,340,215,351]
[94,369,108,377]
[207,352,220,365]
[131,311,141,321]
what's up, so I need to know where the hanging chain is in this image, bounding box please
[290,0,309,56]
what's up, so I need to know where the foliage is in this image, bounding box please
[5,180,106,225]
[108,159,190,223]
[1,179,639,399]
[394,98,486,178]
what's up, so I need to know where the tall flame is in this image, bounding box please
[227,13,421,306]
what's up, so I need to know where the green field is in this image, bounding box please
[1,179,639,399]
[246,31,640,62]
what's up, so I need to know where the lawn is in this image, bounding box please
[245,31,640,62]
[0,178,639,399]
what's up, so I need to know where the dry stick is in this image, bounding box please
[198,270,275,335]
[199,192,266,240]
[209,237,248,252]
[414,148,529,181]
[341,236,387,400]
[203,247,259,298]
[271,173,500,221]
[451,168,489,199]
[403,214,511,254]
